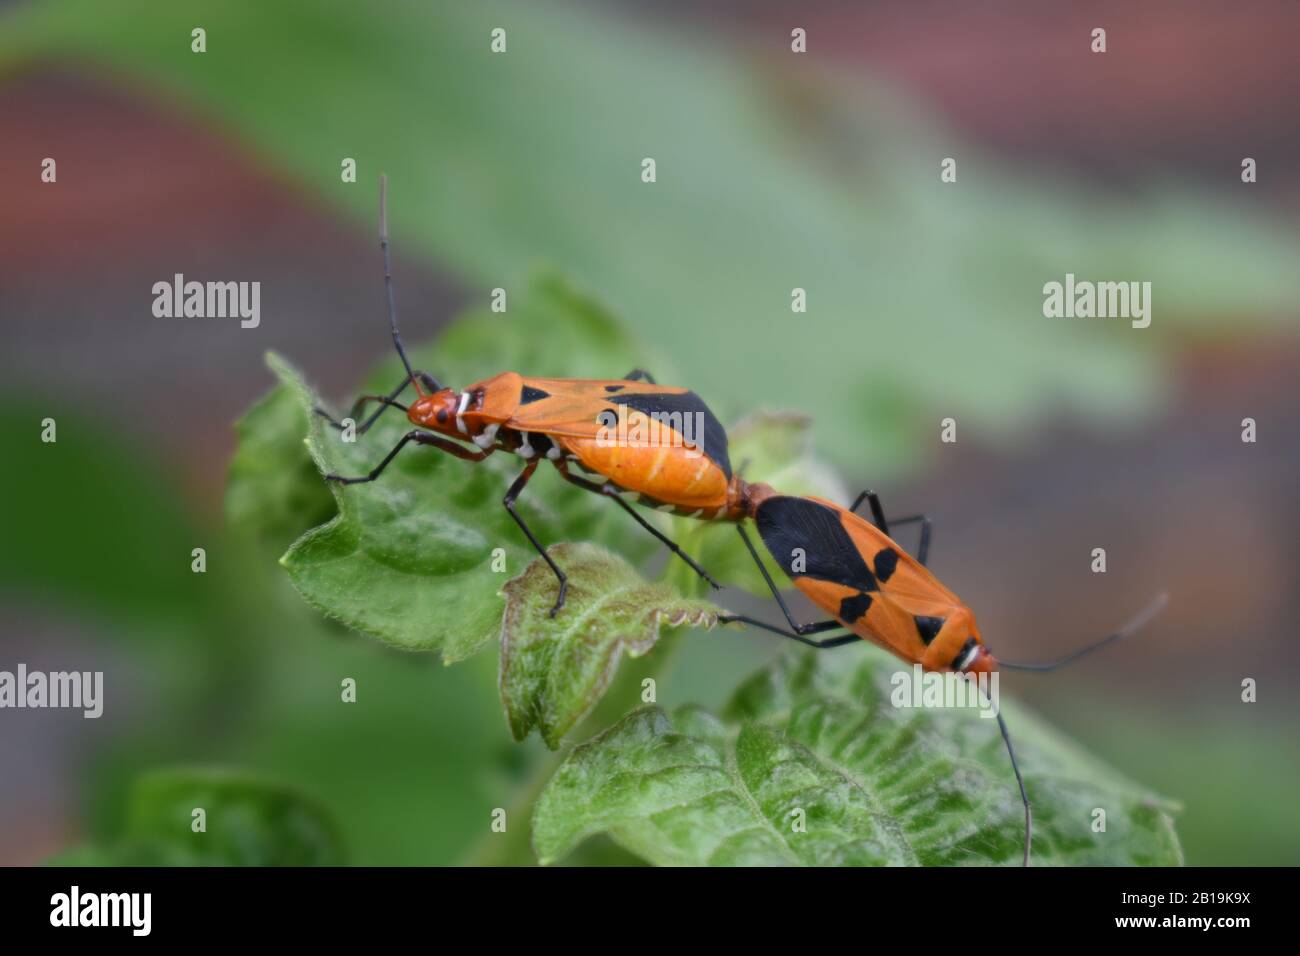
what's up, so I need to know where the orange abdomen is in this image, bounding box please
[560,436,730,511]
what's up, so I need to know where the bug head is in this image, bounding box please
[407,387,467,434]
[407,384,510,443]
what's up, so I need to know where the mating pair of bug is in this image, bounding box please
[316,178,1167,866]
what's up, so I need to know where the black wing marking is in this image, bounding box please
[754,496,878,591]
[617,391,732,479]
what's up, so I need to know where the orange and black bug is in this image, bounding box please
[719,484,1168,865]
[316,177,747,614]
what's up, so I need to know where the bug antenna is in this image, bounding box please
[378,174,426,395]
[998,592,1169,673]
[996,710,1032,866]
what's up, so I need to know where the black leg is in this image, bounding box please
[324,429,490,484]
[717,525,846,639]
[315,391,407,431]
[621,368,656,384]
[314,370,440,435]
[849,489,890,533]
[849,490,932,567]
[887,514,932,567]
[503,460,567,617]
[717,612,859,649]
[553,463,721,589]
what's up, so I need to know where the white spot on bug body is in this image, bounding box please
[956,642,982,671]
[656,503,675,512]
[546,445,562,460]
[474,423,500,449]
[455,391,470,434]
[518,433,534,458]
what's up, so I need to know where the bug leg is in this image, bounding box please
[849,489,891,534]
[324,430,490,483]
[315,393,407,431]
[849,491,932,566]
[886,514,932,567]
[553,463,721,590]
[314,370,440,434]
[620,368,657,384]
[716,525,848,642]
[716,613,858,648]
[503,460,567,617]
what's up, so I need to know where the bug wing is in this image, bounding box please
[799,498,964,664]
[508,377,728,459]
[834,506,963,610]
[505,378,681,438]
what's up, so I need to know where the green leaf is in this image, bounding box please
[269,349,534,662]
[48,768,344,866]
[500,542,719,749]
[262,275,663,662]
[533,649,1182,866]
[225,377,336,550]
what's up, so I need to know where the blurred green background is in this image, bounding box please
[1,0,1298,865]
